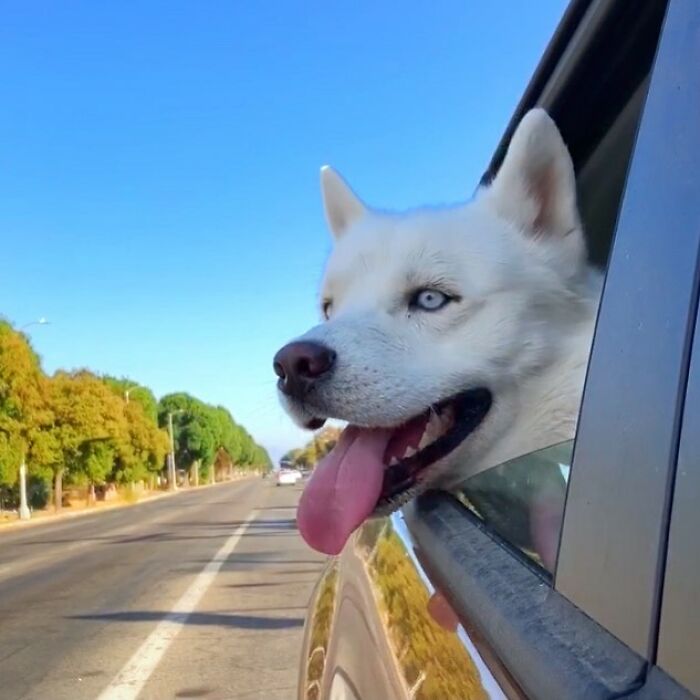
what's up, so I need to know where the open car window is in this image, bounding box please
[458,441,573,575]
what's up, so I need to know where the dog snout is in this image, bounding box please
[273,341,337,398]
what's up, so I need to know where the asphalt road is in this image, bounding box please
[0,478,328,700]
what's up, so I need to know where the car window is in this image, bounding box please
[459,441,572,575]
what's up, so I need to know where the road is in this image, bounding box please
[0,478,328,700]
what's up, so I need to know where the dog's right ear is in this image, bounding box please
[321,166,366,240]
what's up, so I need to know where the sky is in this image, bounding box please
[0,1,568,463]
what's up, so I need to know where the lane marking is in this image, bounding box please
[96,509,258,700]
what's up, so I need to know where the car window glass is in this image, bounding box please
[458,441,573,575]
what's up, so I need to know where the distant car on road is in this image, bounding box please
[276,469,299,487]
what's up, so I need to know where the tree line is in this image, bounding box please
[283,425,341,468]
[0,320,271,512]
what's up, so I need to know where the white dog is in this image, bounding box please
[274,109,602,555]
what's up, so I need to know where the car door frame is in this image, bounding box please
[555,0,700,662]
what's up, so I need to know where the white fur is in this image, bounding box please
[278,108,602,493]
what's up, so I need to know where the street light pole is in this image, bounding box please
[124,384,139,404]
[18,455,30,520]
[16,318,49,521]
[168,412,176,491]
[117,383,140,493]
[21,318,50,331]
[167,410,183,491]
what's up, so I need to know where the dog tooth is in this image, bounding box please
[418,431,432,450]
[435,411,452,431]
[403,446,417,458]
[422,429,436,445]
[429,418,444,436]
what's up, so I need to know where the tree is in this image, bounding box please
[211,406,242,464]
[45,370,126,510]
[158,394,271,484]
[0,322,54,497]
[285,426,342,469]
[102,377,169,487]
[78,438,115,504]
[111,400,169,486]
[158,394,216,485]
[0,427,19,488]
[251,444,273,472]
[103,376,158,423]
[0,320,268,514]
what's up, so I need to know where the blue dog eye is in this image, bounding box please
[411,289,450,311]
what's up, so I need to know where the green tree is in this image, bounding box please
[252,444,273,472]
[103,376,158,423]
[78,438,115,504]
[158,394,217,485]
[0,321,54,493]
[158,394,270,483]
[0,320,268,514]
[112,400,170,486]
[45,370,126,510]
[286,426,342,469]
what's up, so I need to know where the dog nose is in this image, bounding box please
[273,341,336,398]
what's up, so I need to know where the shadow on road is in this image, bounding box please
[225,576,317,587]
[187,556,320,566]
[70,609,305,630]
[255,505,297,510]
[14,518,299,547]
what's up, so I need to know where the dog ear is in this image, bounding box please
[484,108,579,239]
[321,166,366,240]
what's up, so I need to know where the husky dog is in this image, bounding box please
[274,109,601,555]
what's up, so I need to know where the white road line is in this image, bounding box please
[96,509,258,700]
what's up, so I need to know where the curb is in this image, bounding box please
[0,476,258,533]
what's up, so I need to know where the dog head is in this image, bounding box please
[274,109,589,554]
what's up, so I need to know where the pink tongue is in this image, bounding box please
[297,426,392,555]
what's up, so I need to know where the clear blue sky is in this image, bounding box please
[0,1,568,463]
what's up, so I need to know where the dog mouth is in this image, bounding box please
[379,388,493,508]
[296,388,492,555]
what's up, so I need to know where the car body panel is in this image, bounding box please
[555,0,700,657]
[298,512,511,699]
